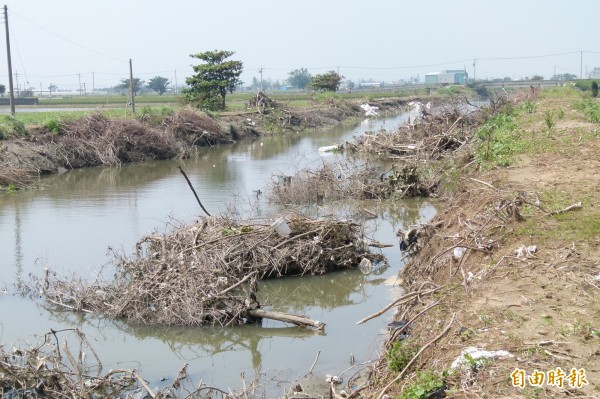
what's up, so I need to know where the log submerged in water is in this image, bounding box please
[247,309,325,330]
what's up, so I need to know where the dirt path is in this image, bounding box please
[370,89,600,398]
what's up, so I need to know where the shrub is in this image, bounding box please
[44,117,64,134]
[398,370,446,399]
[592,81,599,98]
[386,340,418,372]
[0,116,29,139]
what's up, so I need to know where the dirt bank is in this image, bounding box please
[362,88,599,398]
[0,95,412,189]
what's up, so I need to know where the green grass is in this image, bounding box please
[475,110,523,167]
[575,99,600,123]
[397,370,446,399]
[39,94,182,106]
[386,340,418,373]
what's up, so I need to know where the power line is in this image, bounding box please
[8,9,127,63]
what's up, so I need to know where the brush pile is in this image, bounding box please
[39,214,373,326]
[47,112,185,168]
[269,160,435,205]
[0,161,36,187]
[0,328,256,398]
[164,109,235,146]
[346,97,489,160]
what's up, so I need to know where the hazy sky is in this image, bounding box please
[2,0,599,92]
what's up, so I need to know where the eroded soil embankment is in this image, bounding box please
[0,97,410,188]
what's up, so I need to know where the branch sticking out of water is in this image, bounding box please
[178,165,211,216]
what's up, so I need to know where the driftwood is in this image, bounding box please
[178,165,211,217]
[356,286,442,325]
[247,309,325,330]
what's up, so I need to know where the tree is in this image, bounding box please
[48,84,57,96]
[287,68,311,89]
[0,84,5,97]
[592,81,599,98]
[183,50,243,111]
[551,73,577,81]
[308,71,343,92]
[20,89,34,97]
[146,76,170,95]
[117,78,143,95]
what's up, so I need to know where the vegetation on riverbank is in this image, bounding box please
[361,87,600,398]
[0,91,419,190]
[6,85,598,398]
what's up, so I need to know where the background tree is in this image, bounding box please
[183,50,243,111]
[0,84,5,97]
[146,76,170,95]
[287,68,311,89]
[592,81,599,98]
[308,71,343,92]
[116,78,143,95]
[20,89,34,97]
[48,84,57,96]
[551,73,577,81]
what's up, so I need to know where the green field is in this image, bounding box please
[2,87,437,127]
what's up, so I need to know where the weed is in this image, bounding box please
[576,100,600,123]
[397,370,446,399]
[573,320,594,339]
[0,116,29,138]
[504,310,527,327]
[475,111,521,167]
[386,340,418,372]
[44,117,64,134]
[521,100,536,114]
[479,314,493,327]
[543,111,555,130]
[540,314,553,326]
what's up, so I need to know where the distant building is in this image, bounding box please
[425,70,468,85]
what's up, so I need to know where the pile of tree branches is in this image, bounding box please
[37,214,374,326]
[346,97,490,161]
[0,328,258,398]
[269,160,435,205]
[164,109,235,146]
[48,113,185,168]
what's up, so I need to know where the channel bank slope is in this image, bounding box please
[374,88,599,398]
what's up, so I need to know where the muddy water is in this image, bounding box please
[0,110,436,391]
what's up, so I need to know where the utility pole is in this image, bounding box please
[473,58,477,83]
[83,82,87,96]
[580,51,583,79]
[4,5,15,115]
[129,59,135,114]
[174,70,178,94]
[92,72,95,94]
[77,73,81,96]
[259,66,263,92]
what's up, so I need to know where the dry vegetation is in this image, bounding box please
[0,328,261,398]
[269,161,436,205]
[350,89,600,399]
[37,213,379,327]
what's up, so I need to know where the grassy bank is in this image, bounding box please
[373,87,599,398]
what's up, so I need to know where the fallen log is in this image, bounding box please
[247,309,325,330]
